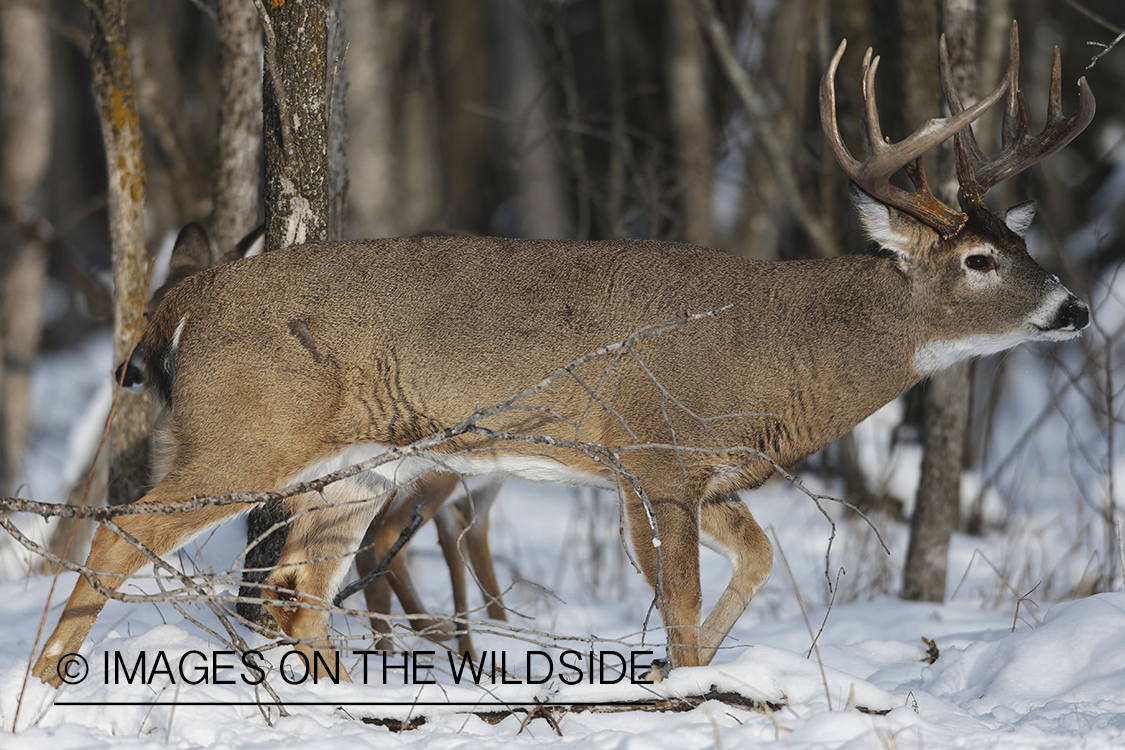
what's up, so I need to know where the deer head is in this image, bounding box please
[820,21,1092,372]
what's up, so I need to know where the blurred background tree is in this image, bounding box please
[0,0,1122,596]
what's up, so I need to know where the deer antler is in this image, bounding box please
[941,20,1096,212]
[820,37,1014,237]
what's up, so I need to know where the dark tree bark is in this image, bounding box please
[496,0,570,239]
[242,0,347,624]
[345,0,410,238]
[89,0,153,506]
[667,0,714,247]
[260,0,330,250]
[327,0,348,241]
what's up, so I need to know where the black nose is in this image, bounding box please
[1058,297,1089,330]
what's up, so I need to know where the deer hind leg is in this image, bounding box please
[451,479,506,622]
[433,478,506,657]
[356,525,395,650]
[34,477,256,686]
[354,472,460,648]
[697,492,772,666]
[626,489,703,670]
[262,479,389,682]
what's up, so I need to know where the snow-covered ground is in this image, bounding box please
[1,321,1122,748]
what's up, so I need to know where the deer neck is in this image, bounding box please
[720,254,928,469]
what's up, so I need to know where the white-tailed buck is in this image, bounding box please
[34,23,1092,686]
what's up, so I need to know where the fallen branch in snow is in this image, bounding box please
[358,687,893,733]
[360,687,785,733]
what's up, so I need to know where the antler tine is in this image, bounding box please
[946,21,1021,205]
[1047,46,1064,123]
[947,20,1096,208]
[820,32,1014,237]
[1001,23,1026,149]
[820,40,862,176]
[861,49,884,162]
[940,33,988,177]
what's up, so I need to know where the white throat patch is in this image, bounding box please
[912,330,1033,373]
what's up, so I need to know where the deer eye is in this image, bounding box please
[965,254,995,272]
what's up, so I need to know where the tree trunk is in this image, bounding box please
[496,0,570,239]
[243,0,347,625]
[346,0,410,238]
[90,0,152,506]
[667,0,714,247]
[0,0,52,496]
[328,0,348,240]
[901,0,975,602]
[211,0,263,254]
[261,0,330,250]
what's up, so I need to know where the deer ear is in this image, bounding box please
[218,224,265,265]
[1001,200,1036,237]
[849,182,935,259]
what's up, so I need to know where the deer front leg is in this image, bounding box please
[34,482,253,686]
[697,492,772,666]
[627,492,702,670]
[263,481,386,682]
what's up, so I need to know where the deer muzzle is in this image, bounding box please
[1055,295,1090,332]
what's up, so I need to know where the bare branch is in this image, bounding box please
[250,0,294,161]
[1086,31,1125,70]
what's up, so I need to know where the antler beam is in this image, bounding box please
[821,35,1014,236]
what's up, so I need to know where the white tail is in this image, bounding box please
[34,23,1092,685]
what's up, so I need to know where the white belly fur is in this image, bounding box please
[290,442,614,497]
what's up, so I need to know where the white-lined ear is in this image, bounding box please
[850,183,934,259]
[243,230,265,258]
[1001,200,1036,237]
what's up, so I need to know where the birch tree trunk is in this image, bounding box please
[90,0,152,506]
[242,0,347,624]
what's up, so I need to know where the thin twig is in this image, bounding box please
[808,568,844,659]
[334,499,427,605]
[1064,0,1124,35]
[771,526,832,711]
[250,0,294,160]
[1086,31,1125,70]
